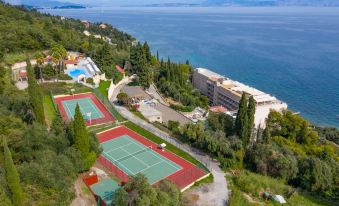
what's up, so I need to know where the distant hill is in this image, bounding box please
[4,0,86,9]
[202,0,339,6]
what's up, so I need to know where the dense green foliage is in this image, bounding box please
[0,67,101,205]
[2,137,24,206]
[316,126,339,145]
[73,104,96,170]
[114,174,181,206]
[234,94,256,147]
[27,60,45,125]
[180,108,338,201]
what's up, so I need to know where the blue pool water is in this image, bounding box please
[68,68,90,79]
[46,7,339,127]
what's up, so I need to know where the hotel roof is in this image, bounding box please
[196,68,282,104]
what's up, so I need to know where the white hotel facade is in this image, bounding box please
[193,68,287,128]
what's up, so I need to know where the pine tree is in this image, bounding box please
[143,42,152,63]
[51,110,64,136]
[245,96,256,145]
[73,104,90,158]
[26,60,45,125]
[235,93,248,138]
[2,137,24,206]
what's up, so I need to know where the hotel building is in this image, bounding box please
[193,68,287,128]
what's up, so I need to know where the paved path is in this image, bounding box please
[109,82,229,205]
[146,83,169,106]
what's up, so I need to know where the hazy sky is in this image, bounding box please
[64,0,202,6]
[44,0,203,6]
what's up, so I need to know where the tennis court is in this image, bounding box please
[62,97,103,120]
[53,93,115,126]
[101,135,182,184]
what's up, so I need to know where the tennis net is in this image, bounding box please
[113,146,153,163]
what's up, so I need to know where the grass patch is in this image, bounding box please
[98,81,110,98]
[123,121,209,172]
[95,82,125,122]
[81,186,91,196]
[192,173,214,188]
[231,171,334,206]
[41,82,92,96]
[43,95,56,126]
[3,51,39,65]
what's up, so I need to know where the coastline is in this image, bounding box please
[42,7,339,128]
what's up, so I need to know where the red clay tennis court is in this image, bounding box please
[54,92,115,126]
[97,126,208,191]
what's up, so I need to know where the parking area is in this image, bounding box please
[121,86,192,125]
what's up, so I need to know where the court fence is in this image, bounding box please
[49,90,58,111]
[93,88,125,122]
[99,155,129,183]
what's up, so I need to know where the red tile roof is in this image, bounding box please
[209,105,227,113]
[19,70,27,78]
[115,65,125,74]
[64,60,79,65]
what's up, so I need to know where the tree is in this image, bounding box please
[26,60,45,125]
[297,157,333,195]
[113,188,128,206]
[35,52,46,83]
[143,42,152,63]
[73,104,90,158]
[50,44,67,81]
[235,93,248,141]
[117,92,129,105]
[72,104,96,170]
[2,137,24,206]
[51,110,64,136]
[245,96,256,146]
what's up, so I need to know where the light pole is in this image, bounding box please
[86,112,92,125]
[70,88,75,98]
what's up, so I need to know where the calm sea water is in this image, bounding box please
[45,7,339,127]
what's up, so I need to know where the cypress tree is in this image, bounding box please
[245,96,256,145]
[143,42,152,63]
[51,110,64,136]
[26,60,45,125]
[73,104,90,158]
[2,137,24,206]
[156,50,159,61]
[235,93,248,137]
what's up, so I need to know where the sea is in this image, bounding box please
[44,7,339,127]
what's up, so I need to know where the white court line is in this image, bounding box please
[86,98,104,117]
[63,102,74,118]
[128,140,182,171]
[103,142,135,154]
[132,159,165,175]
[120,147,149,167]
[103,153,135,175]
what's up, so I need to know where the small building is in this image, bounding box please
[94,34,102,39]
[138,103,162,123]
[272,195,286,204]
[83,30,91,37]
[99,23,107,29]
[81,20,90,28]
[11,60,37,82]
[209,105,227,113]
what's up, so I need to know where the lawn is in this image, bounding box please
[123,121,209,172]
[43,95,56,126]
[95,81,125,122]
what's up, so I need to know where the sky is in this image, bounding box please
[62,0,202,6]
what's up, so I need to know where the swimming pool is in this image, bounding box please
[67,68,91,79]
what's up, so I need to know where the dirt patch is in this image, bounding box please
[70,174,96,206]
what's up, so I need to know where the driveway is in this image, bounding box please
[110,82,229,205]
[121,85,192,125]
